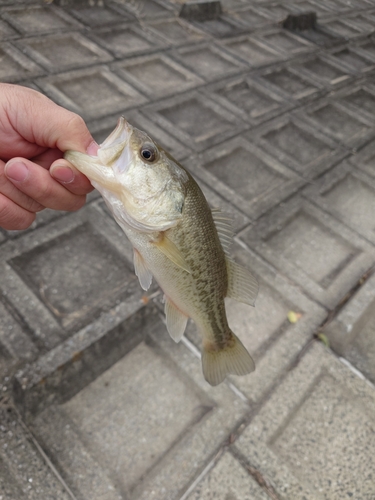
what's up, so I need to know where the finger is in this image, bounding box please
[0,193,36,230]
[4,158,86,212]
[0,159,45,213]
[32,148,63,169]
[50,159,94,196]
[2,84,96,154]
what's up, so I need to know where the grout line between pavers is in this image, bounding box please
[226,381,250,403]
[178,451,222,500]
[13,406,79,500]
[180,333,201,359]
[339,356,375,390]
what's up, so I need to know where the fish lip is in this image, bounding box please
[96,116,133,168]
[99,116,132,152]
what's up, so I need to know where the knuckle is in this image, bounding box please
[38,181,54,203]
[66,195,86,212]
[0,196,35,230]
[66,113,86,133]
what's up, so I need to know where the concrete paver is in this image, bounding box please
[1,0,375,498]
[233,342,375,500]
[324,271,375,384]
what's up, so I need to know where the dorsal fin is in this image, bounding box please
[211,208,234,255]
[226,257,258,306]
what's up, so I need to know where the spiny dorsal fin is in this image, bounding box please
[164,296,188,342]
[152,234,191,274]
[211,208,234,255]
[226,257,258,306]
[133,249,153,291]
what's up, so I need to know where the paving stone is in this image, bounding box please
[257,2,294,22]
[116,0,174,19]
[0,42,44,83]
[322,18,367,38]
[17,33,112,73]
[14,286,149,421]
[188,14,249,38]
[233,342,375,500]
[239,195,375,309]
[300,99,374,148]
[0,405,71,500]
[203,73,291,125]
[349,135,375,177]
[0,203,137,350]
[30,314,249,500]
[112,52,203,98]
[342,12,375,35]
[247,114,348,179]
[37,66,147,120]
[194,177,251,232]
[184,451,270,499]
[87,23,165,58]
[184,135,305,220]
[257,28,315,57]
[170,42,246,81]
[255,63,323,102]
[323,271,375,384]
[4,209,75,242]
[0,298,38,381]
[0,18,19,40]
[1,5,82,35]
[141,91,245,152]
[355,37,375,61]
[335,83,375,124]
[289,0,333,16]
[222,34,285,67]
[230,6,274,29]
[66,3,132,26]
[303,161,375,244]
[329,45,375,73]
[292,53,352,88]
[146,17,207,46]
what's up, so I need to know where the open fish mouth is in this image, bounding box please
[97,116,133,166]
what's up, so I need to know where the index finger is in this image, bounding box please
[2,84,95,154]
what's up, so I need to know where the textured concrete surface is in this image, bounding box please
[1,0,375,499]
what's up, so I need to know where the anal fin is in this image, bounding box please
[226,257,258,306]
[133,249,153,291]
[165,296,188,342]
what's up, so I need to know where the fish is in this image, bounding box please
[64,117,258,386]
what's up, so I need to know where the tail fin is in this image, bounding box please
[201,333,255,386]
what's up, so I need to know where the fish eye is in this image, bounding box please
[140,143,158,163]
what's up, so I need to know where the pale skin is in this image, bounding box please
[0,83,97,230]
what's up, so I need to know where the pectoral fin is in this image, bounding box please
[133,249,153,291]
[226,257,258,306]
[153,234,191,274]
[164,296,188,342]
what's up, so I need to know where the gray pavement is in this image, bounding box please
[1,0,375,498]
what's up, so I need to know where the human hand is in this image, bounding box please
[0,83,98,230]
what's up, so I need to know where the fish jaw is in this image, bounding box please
[64,150,121,195]
[64,117,133,195]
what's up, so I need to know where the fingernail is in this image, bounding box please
[50,164,74,183]
[5,161,29,182]
[86,140,99,156]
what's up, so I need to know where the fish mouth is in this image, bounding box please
[97,116,132,166]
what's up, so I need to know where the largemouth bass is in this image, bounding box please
[65,117,258,386]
